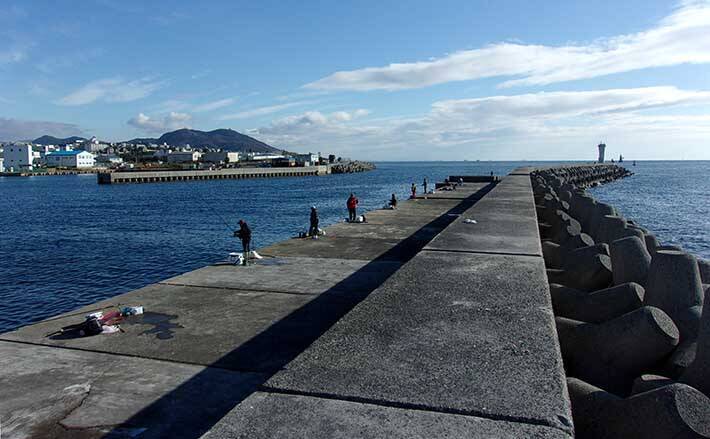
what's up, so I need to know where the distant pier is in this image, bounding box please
[97,165,330,184]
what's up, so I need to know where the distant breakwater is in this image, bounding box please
[97,165,330,184]
[532,164,710,438]
[329,160,375,174]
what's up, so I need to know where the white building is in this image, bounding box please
[4,143,34,171]
[167,151,201,163]
[294,152,320,165]
[0,157,4,172]
[46,150,95,168]
[203,151,239,164]
[83,136,109,153]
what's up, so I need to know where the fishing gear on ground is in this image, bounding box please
[45,306,144,338]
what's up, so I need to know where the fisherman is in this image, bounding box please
[458,177,464,187]
[389,193,397,209]
[309,206,319,236]
[235,219,252,265]
[347,193,359,222]
[411,183,417,198]
[423,177,428,194]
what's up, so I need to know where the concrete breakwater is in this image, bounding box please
[97,165,329,184]
[533,164,710,438]
[329,160,376,173]
[0,169,575,438]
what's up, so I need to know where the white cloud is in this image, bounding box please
[127,112,191,134]
[0,117,82,141]
[57,77,164,106]
[252,87,710,160]
[193,97,237,113]
[258,109,371,135]
[218,101,312,121]
[305,1,710,91]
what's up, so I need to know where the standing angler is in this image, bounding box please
[235,219,252,265]
[346,193,359,222]
[423,177,428,194]
[309,206,319,237]
[411,182,417,199]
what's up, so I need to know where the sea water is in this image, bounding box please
[1,161,707,332]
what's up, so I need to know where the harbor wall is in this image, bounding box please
[97,165,330,184]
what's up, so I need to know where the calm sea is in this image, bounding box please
[1,161,708,332]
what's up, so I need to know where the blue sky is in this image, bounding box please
[1,0,709,160]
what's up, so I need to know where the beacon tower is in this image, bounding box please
[598,142,606,163]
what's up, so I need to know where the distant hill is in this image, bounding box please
[33,135,86,145]
[126,128,279,153]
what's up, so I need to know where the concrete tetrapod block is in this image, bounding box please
[588,203,616,239]
[610,236,651,286]
[560,232,595,253]
[645,250,704,341]
[567,377,710,439]
[645,233,661,255]
[698,259,710,284]
[664,339,699,379]
[682,282,710,397]
[597,215,628,245]
[563,243,610,269]
[201,392,572,439]
[631,374,674,395]
[556,306,680,395]
[543,241,563,268]
[547,253,612,292]
[549,282,644,323]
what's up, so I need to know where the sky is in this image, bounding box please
[1,0,709,160]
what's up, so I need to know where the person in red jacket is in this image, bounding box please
[346,193,359,222]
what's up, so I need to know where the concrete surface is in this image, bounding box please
[0,341,264,439]
[162,256,401,297]
[425,176,542,256]
[1,283,365,373]
[264,251,572,434]
[201,392,570,439]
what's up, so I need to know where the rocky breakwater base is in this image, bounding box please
[329,160,375,173]
[533,164,710,439]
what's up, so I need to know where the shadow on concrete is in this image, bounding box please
[105,182,495,438]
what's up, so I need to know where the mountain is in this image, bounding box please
[127,129,279,153]
[33,135,86,145]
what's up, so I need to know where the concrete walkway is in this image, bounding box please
[202,170,572,438]
[1,182,497,438]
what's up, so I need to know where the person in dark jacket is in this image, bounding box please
[423,177,428,194]
[389,193,397,209]
[235,219,252,265]
[410,183,417,198]
[346,193,358,222]
[309,206,319,236]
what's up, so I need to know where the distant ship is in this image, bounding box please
[633,160,637,166]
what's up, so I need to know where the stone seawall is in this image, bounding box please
[532,164,710,438]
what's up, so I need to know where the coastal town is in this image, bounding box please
[0,132,361,176]
[0,136,325,173]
